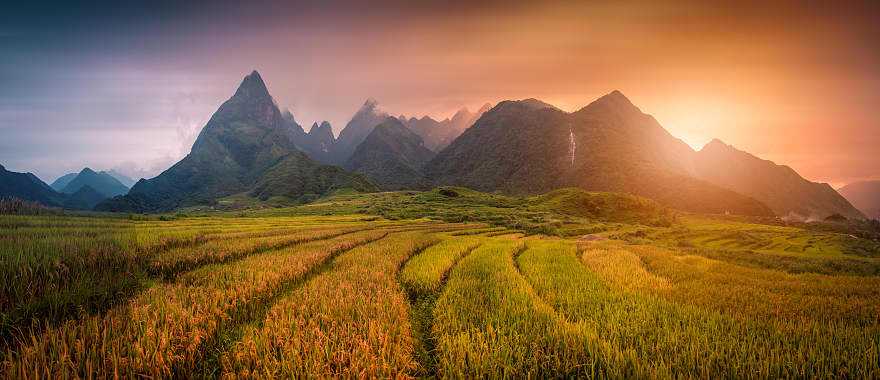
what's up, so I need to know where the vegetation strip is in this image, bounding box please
[218,231,441,378]
[514,239,880,377]
[2,229,390,378]
[152,225,370,281]
[186,231,392,378]
[399,238,482,377]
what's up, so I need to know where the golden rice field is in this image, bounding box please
[0,212,878,378]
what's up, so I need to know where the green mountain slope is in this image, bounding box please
[96,71,375,213]
[425,93,773,216]
[346,118,435,190]
[0,164,66,207]
[62,185,108,210]
[50,173,78,191]
[250,151,376,202]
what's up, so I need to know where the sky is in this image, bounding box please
[1,0,878,187]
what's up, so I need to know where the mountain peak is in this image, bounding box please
[704,138,728,148]
[233,70,271,99]
[308,120,334,139]
[362,98,379,110]
[451,107,471,119]
[80,167,96,175]
[701,138,742,154]
[578,90,639,115]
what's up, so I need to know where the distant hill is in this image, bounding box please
[50,173,78,191]
[331,99,389,164]
[0,164,66,207]
[694,139,864,220]
[424,93,774,216]
[62,185,107,210]
[839,180,880,220]
[96,71,377,213]
[346,118,435,190]
[106,169,137,187]
[58,168,129,198]
[399,103,491,151]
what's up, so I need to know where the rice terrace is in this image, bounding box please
[0,188,878,378]
[3,1,880,378]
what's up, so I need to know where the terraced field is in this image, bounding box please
[1,211,878,378]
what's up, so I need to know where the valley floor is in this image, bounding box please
[0,209,878,378]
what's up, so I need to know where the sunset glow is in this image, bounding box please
[1,0,878,186]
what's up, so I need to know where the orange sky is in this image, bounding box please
[255,1,880,187]
[3,1,878,186]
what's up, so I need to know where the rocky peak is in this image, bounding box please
[233,70,271,100]
[476,103,493,114]
[309,121,334,137]
[282,109,297,124]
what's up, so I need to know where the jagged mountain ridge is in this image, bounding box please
[345,118,435,190]
[399,103,492,151]
[96,71,376,212]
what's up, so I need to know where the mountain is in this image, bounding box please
[62,185,107,210]
[50,173,78,191]
[300,121,336,163]
[107,169,137,187]
[837,181,880,220]
[345,118,435,190]
[331,99,389,164]
[694,139,865,220]
[250,151,375,202]
[96,71,376,213]
[424,93,774,216]
[0,164,65,207]
[59,168,129,198]
[400,103,492,151]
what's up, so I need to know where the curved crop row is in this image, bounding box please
[219,231,439,378]
[2,229,390,378]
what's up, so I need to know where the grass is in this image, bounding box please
[1,187,878,377]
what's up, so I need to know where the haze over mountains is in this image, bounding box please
[0,165,128,210]
[51,168,129,198]
[0,70,870,220]
[839,181,880,220]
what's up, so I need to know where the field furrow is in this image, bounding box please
[1,228,390,378]
[399,236,483,376]
[512,239,880,377]
[149,225,369,280]
[431,238,606,378]
[218,231,439,378]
